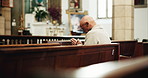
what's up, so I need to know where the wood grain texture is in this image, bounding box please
[0,43,119,78]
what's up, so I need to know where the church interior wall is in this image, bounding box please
[0,0,147,41]
[134,1,148,41]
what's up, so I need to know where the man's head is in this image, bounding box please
[80,15,96,33]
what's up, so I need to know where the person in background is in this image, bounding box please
[71,15,111,45]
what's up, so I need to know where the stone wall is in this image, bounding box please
[112,0,134,40]
[0,16,5,35]
[1,8,11,35]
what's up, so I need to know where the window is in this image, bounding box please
[97,0,112,19]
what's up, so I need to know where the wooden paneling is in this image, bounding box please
[99,49,115,62]
[80,47,116,66]
[22,56,55,72]
[80,53,99,66]
[55,54,81,70]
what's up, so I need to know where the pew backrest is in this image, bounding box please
[0,43,119,78]
[134,42,148,57]
[112,40,137,57]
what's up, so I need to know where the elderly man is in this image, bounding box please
[71,15,111,45]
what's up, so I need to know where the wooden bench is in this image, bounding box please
[70,56,148,78]
[143,42,148,55]
[18,56,148,78]
[0,43,119,78]
[112,40,137,59]
[134,42,148,57]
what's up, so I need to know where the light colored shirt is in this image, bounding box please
[84,25,111,45]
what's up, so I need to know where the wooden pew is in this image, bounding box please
[70,56,148,78]
[143,42,148,55]
[0,43,119,78]
[142,39,148,42]
[134,42,143,57]
[112,40,137,59]
[20,56,148,78]
[134,42,148,57]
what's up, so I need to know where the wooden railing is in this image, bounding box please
[0,35,85,45]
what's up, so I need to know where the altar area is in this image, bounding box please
[25,14,65,36]
[23,0,65,36]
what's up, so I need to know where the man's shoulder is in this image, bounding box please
[87,28,102,34]
[86,30,98,38]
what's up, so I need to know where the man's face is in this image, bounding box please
[80,22,89,33]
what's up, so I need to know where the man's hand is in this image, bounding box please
[71,38,82,45]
